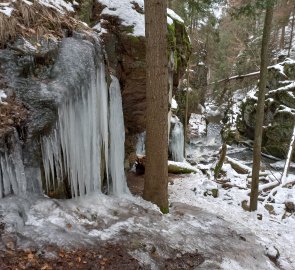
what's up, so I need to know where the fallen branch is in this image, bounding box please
[214,143,227,179]
[225,156,251,174]
[209,71,260,86]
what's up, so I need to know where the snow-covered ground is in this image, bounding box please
[170,169,295,270]
[1,151,294,270]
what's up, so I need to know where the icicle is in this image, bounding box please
[109,76,129,195]
[41,63,109,197]
[136,131,146,156]
[169,121,185,162]
[0,130,27,197]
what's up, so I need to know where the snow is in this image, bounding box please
[171,97,178,110]
[167,8,184,24]
[38,0,75,13]
[168,160,198,172]
[170,170,295,269]
[189,113,206,138]
[167,16,173,25]
[97,1,184,36]
[0,0,76,16]
[23,0,33,6]
[0,90,7,105]
[98,0,145,36]
[269,63,287,77]
[0,3,14,17]
[269,81,295,94]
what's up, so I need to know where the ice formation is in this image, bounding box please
[136,132,146,156]
[0,130,27,198]
[41,64,111,197]
[109,76,128,195]
[169,121,184,162]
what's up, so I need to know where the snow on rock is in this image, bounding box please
[269,63,287,77]
[168,160,198,173]
[97,1,185,36]
[269,81,295,94]
[171,98,178,110]
[0,3,14,17]
[167,8,184,23]
[0,90,7,105]
[98,0,145,36]
[189,113,206,139]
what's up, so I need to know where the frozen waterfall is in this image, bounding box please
[169,121,185,162]
[109,76,129,195]
[41,64,128,197]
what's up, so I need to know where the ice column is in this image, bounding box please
[169,121,185,162]
[0,130,27,198]
[41,64,109,197]
[109,76,128,195]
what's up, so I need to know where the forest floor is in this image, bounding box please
[1,168,291,270]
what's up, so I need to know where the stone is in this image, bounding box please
[238,59,295,160]
[285,201,295,212]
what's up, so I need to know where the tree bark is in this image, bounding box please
[280,26,285,49]
[288,12,295,57]
[214,143,227,179]
[184,63,190,158]
[143,0,169,213]
[250,5,274,212]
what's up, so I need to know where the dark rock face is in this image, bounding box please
[101,26,190,135]
[91,3,191,157]
[238,59,295,159]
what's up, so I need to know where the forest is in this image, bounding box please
[0,0,294,269]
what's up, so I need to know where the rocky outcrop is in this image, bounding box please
[238,59,295,159]
[91,0,191,150]
[0,0,191,197]
[87,0,191,159]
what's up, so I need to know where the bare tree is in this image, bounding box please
[250,3,274,212]
[288,11,295,57]
[143,0,169,213]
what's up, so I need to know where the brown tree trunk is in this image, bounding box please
[250,5,274,212]
[288,12,295,57]
[280,26,285,49]
[184,63,190,158]
[143,0,169,213]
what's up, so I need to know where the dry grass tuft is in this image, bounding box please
[0,1,87,47]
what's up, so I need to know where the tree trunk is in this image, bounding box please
[184,63,190,158]
[280,26,285,49]
[214,143,227,179]
[143,0,169,213]
[288,12,295,57]
[250,5,274,212]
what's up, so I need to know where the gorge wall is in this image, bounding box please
[0,0,191,198]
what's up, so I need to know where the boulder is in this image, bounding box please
[237,59,295,159]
